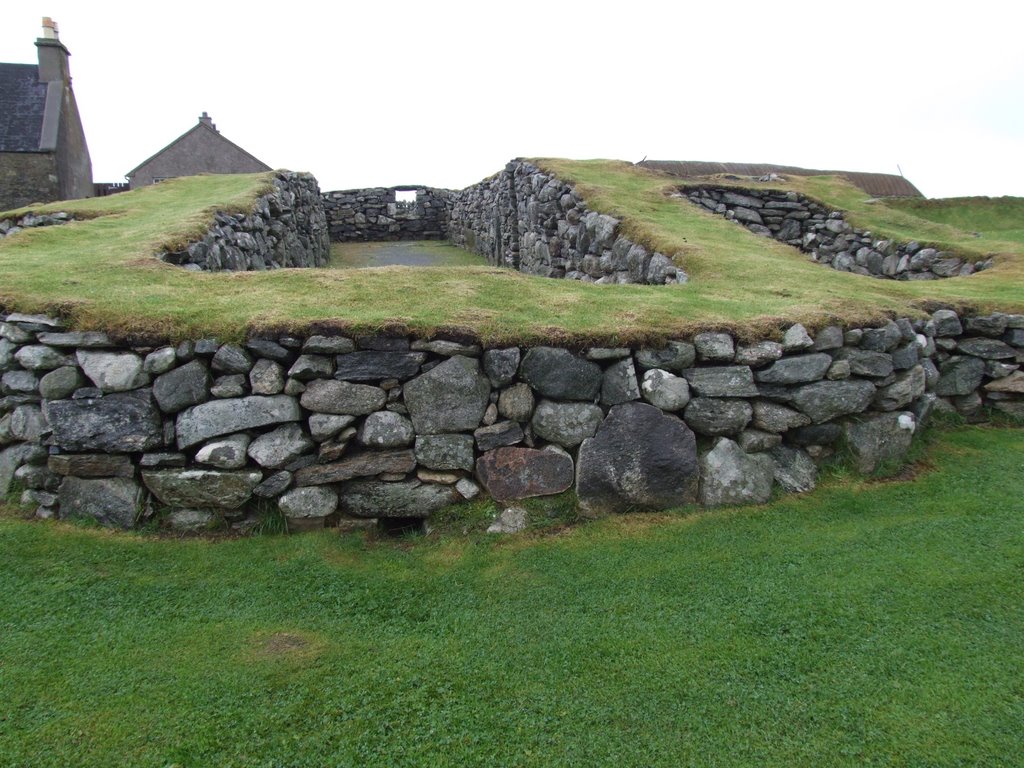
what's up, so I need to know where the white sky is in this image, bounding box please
[2,1,1023,198]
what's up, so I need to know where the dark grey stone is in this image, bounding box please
[245,339,294,364]
[699,438,774,506]
[932,309,962,337]
[211,375,247,398]
[302,335,356,355]
[474,421,524,451]
[683,398,752,436]
[153,360,211,414]
[640,369,690,411]
[934,356,986,397]
[845,412,917,474]
[520,347,602,401]
[860,322,902,352]
[751,400,811,433]
[211,344,254,374]
[299,379,385,415]
[634,341,697,373]
[694,332,734,362]
[789,380,876,423]
[58,477,144,528]
[279,486,338,519]
[956,338,1017,360]
[334,351,426,381]
[253,470,292,499]
[294,449,416,486]
[813,326,845,351]
[14,345,75,371]
[874,366,926,411]
[404,356,491,434]
[175,395,303,449]
[482,348,521,387]
[45,394,163,453]
[143,469,263,509]
[287,354,334,381]
[833,348,894,378]
[734,341,783,367]
[247,424,314,469]
[682,366,758,397]
[770,446,817,493]
[781,324,814,352]
[47,453,134,478]
[358,411,415,449]
[576,402,697,516]
[339,479,459,518]
[786,423,842,446]
[601,358,640,406]
[530,400,603,448]
[195,434,251,469]
[754,353,832,385]
[76,351,149,392]
[415,434,475,472]
[497,383,535,422]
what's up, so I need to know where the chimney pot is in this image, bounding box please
[41,17,59,40]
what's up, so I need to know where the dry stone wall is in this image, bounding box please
[2,308,1021,533]
[160,171,330,271]
[681,186,993,279]
[0,211,74,239]
[449,160,686,285]
[322,187,451,242]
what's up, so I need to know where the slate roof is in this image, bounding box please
[637,160,923,198]
[0,63,47,152]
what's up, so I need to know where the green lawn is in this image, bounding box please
[886,195,1024,246]
[329,239,488,269]
[1,163,1021,344]
[2,425,1022,766]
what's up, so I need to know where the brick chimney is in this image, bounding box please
[35,17,71,83]
[198,112,218,132]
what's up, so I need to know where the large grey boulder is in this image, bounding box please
[249,359,286,395]
[789,380,876,423]
[404,356,490,434]
[45,393,163,452]
[734,341,784,367]
[956,338,1017,360]
[58,476,145,528]
[211,344,254,374]
[845,412,917,474]
[142,469,263,509]
[684,398,752,436]
[682,366,758,397]
[414,434,475,472]
[530,400,603,447]
[153,360,211,413]
[339,479,460,518]
[176,395,302,449]
[769,446,817,493]
[754,353,832,384]
[694,332,734,362]
[699,438,774,507]
[833,349,894,378]
[300,379,385,415]
[520,347,602,401]
[601,358,640,406]
[358,411,415,449]
[577,402,698,516]
[76,351,149,393]
[934,356,985,397]
[476,446,574,501]
[247,424,314,469]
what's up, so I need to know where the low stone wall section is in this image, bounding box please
[0,211,74,238]
[161,171,330,271]
[681,187,993,280]
[449,160,686,285]
[322,187,451,242]
[1,309,1021,532]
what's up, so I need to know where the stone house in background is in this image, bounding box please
[0,18,93,212]
[125,113,271,189]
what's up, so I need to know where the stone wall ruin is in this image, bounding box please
[2,308,1021,534]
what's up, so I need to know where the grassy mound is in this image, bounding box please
[1,163,1021,343]
[1,425,1022,765]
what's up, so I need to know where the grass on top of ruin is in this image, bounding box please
[1,424,1023,765]
[1,163,1022,345]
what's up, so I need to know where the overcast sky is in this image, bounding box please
[3,1,1022,198]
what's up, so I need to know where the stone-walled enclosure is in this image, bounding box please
[159,171,329,271]
[2,309,1021,533]
[448,160,686,284]
[322,186,450,242]
[681,187,992,280]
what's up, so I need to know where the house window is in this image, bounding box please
[394,189,417,206]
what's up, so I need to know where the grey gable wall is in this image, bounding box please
[127,124,271,189]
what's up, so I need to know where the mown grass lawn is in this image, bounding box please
[1,425,1022,767]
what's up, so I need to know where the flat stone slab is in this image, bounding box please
[339,479,460,518]
[475,446,574,502]
[293,449,416,486]
[334,351,426,381]
[58,476,144,528]
[48,454,134,478]
[176,395,302,449]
